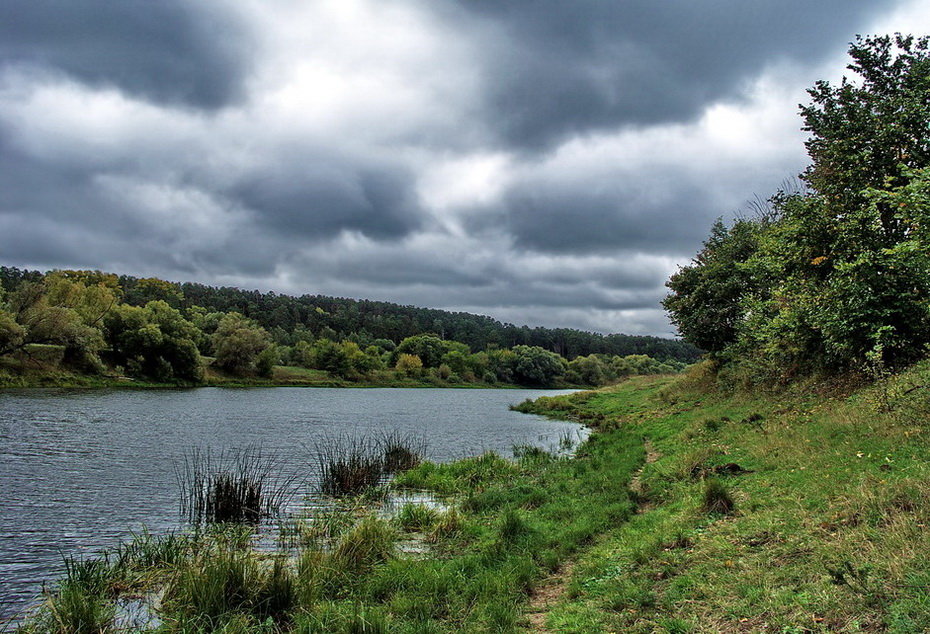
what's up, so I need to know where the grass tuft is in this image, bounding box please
[701,478,735,515]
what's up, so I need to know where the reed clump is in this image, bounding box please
[177,446,298,524]
[380,431,426,473]
[316,433,426,497]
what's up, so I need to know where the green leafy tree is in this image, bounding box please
[0,273,118,370]
[212,312,273,376]
[396,334,466,368]
[105,301,203,382]
[568,354,607,385]
[511,345,565,386]
[664,219,762,356]
[0,287,25,355]
[801,35,930,224]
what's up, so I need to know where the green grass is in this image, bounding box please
[525,365,930,632]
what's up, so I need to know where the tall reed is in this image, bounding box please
[177,446,299,524]
[315,432,426,497]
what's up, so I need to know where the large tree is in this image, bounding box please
[666,35,930,373]
[105,301,203,382]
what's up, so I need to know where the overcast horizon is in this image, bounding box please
[2,1,929,337]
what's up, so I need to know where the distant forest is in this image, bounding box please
[0,266,700,363]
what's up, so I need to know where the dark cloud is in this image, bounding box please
[0,0,913,336]
[0,0,248,108]
[497,179,714,256]
[232,161,424,242]
[443,0,901,148]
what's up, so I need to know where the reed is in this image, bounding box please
[176,446,298,524]
[315,435,385,497]
[379,431,425,473]
[315,432,427,497]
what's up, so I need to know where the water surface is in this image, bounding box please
[0,387,580,620]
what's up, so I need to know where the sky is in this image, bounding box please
[1,1,928,338]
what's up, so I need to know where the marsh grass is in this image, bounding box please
[165,546,296,627]
[395,503,438,532]
[113,528,190,572]
[379,431,425,473]
[177,446,299,524]
[330,516,397,578]
[315,435,386,497]
[29,555,117,634]
[316,433,425,497]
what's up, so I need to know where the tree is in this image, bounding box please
[664,219,762,355]
[511,345,565,386]
[801,35,930,223]
[212,312,273,376]
[568,354,607,385]
[0,273,118,370]
[395,353,423,376]
[395,334,461,368]
[105,301,203,382]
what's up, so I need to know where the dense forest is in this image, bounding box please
[0,266,695,388]
[664,34,930,385]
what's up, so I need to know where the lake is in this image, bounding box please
[0,387,581,621]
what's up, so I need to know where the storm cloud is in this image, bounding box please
[0,0,926,336]
[444,0,897,148]
[0,0,249,108]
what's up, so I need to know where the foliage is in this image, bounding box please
[666,35,930,378]
[0,273,116,370]
[0,267,687,387]
[212,312,273,376]
[664,219,762,355]
[104,301,204,382]
[1,266,701,364]
[394,353,423,376]
[511,345,565,386]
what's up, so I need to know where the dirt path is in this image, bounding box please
[523,439,660,632]
[630,438,660,512]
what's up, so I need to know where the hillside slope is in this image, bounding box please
[520,365,930,632]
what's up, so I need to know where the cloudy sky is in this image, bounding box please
[1,1,928,337]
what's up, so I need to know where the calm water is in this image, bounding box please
[0,387,580,620]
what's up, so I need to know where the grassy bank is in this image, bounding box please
[518,364,930,632]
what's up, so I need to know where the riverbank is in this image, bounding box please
[516,362,930,632]
[17,364,930,631]
[0,361,577,390]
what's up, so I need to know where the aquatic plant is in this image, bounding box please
[379,431,425,473]
[315,435,386,497]
[316,432,425,497]
[176,446,298,524]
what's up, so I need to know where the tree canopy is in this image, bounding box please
[665,35,930,379]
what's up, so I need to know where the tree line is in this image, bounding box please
[664,35,930,384]
[0,268,688,387]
